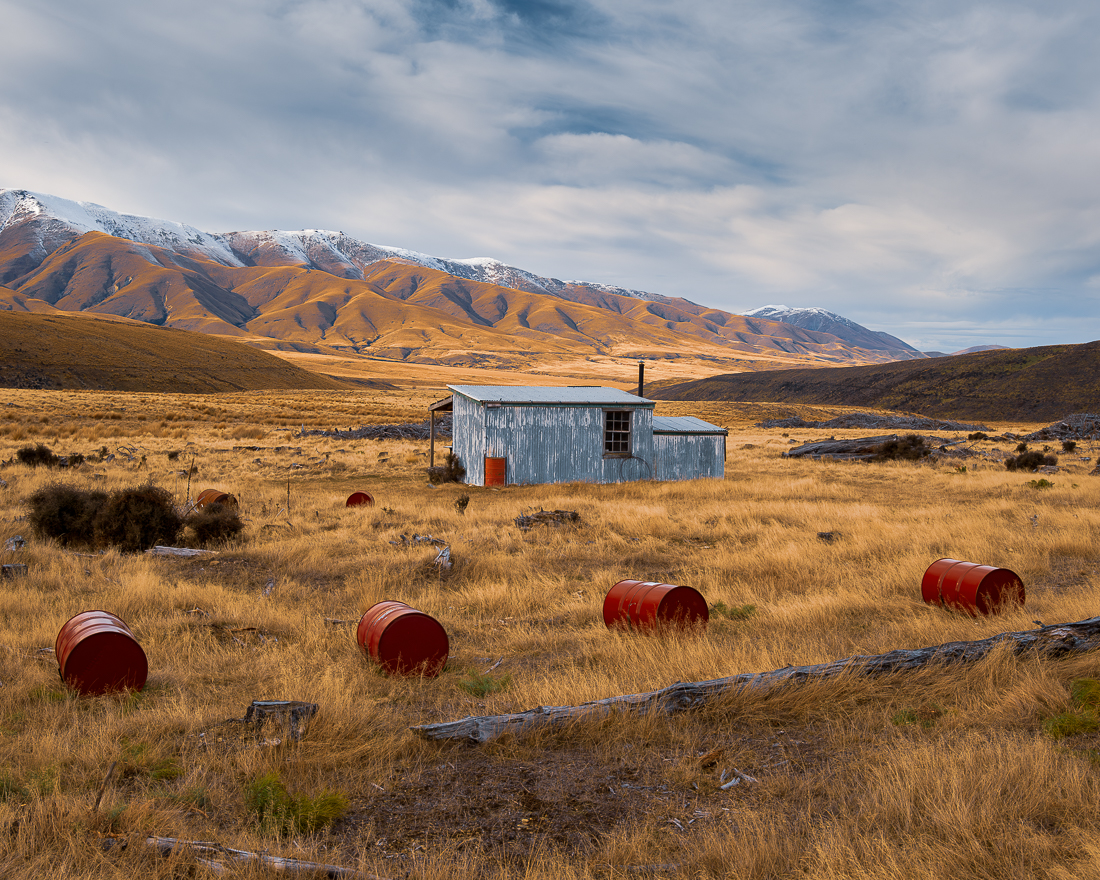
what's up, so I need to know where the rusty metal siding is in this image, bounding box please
[653,433,726,480]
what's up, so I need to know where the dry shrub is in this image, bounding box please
[186,502,244,546]
[16,444,59,468]
[1006,451,1058,472]
[872,434,930,462]
[26,483,108,547]
[92,485,183,552]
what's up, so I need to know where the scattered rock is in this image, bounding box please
[515,509,581,530]
[1022,414,1100,443]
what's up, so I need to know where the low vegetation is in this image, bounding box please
[1006,450,1059,472]
[1,389,1099,879]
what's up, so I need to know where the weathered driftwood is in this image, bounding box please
[146,836,387,879]
[145,545,218,558]
[413,616,1100,744]
[784,435,897,460]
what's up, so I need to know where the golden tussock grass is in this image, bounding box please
[0,389,1099,878]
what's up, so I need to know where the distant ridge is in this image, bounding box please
[649,340,1100,422]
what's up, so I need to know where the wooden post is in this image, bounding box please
[430,410,436,468]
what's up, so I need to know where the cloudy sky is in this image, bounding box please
[3,0,1099,351]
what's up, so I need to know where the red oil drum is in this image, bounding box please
[55,610,148,696]
[356,601,449,677]
[196,488,238,509]
[345,491,375,507]
[921,558,1025,616]
[603,580,709,631]
[484,457,506,487]
[921,558,963,606]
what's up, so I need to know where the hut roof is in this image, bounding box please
[447,385,653,407]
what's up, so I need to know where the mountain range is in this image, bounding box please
[0,188,930,371]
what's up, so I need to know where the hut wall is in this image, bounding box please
[653,433,727,481]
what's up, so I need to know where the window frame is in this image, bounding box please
[603,409,632,458]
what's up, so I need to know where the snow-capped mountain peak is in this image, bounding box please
[744,305,924,356]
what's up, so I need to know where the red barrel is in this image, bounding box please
[921,558,1025,616]
[356,601,449,677]
[603,580,709,631]
[345,491,374,508]
[196,488,238,509]
[484,457,506,487]
[55,610,148,696]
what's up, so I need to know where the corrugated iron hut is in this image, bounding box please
[429,385,727,486]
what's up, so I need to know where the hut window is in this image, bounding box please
[604,410,631,455]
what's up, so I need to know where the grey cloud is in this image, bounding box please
[3,0,1100,350]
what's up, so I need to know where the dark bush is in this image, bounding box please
[1006,451,1057,472]
[186,503,244,546]
[426,452,466,485]
[873,434,931,462]
[1015,442,1029,453]
[93,485,183,552]
[1063,440,1077,452]
[16,445,59,468]
[968,432,988,441]
[26,484,108,547]
[62,452,85,468]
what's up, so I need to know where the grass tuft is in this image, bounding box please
[245,771,349,837]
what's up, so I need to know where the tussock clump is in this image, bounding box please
[245,771,349,837]
[872,434,931,462]
[1006,451,1058,472]
[186,502,244,547]
[16,444,59,468]
[26,483,108,547]
[93,485,183,552]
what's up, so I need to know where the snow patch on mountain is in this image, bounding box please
[0,189,244,267]
[745,305,865,334]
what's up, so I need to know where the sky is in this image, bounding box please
[2,0,1099,352]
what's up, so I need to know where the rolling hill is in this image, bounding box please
[0,309,349,393]
[650,342,1100,422]
[0,188,926,370]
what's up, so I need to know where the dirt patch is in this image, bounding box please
[335,724,832,871]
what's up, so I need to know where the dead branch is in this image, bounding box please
[146,836,388,879]
[412,616,1100,744]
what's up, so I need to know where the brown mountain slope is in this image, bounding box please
[0,309,348,392]
[3,230,918,369]
[650,342,1100,422]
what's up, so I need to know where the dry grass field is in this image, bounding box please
[1,388,1099,879]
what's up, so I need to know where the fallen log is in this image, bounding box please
[783,435,897,460]
[146,836,387,879]
[412,616,1100,744]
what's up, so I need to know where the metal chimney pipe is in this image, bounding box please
[637,361,644,398]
